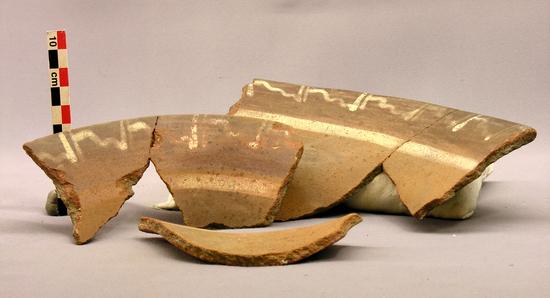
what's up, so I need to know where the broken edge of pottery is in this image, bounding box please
[23,116,157,244]
[138,213,363,266]
[229,79,537,220]
[23,114,303,244]
[345,163,495,219]
[150,114,303,229]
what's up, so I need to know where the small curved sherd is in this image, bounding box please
[138,213,363,266]
[23,116,157,244]
[229,79,536,220]
[150,114,303,228]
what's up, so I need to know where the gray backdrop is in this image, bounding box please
[1,1,549,297]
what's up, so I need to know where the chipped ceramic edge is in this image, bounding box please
[138,213,363,266]
[231,79,537,220]
[149,115,304,229]
[408,123,536,219]
[345,164,494,219]
[23,114,303,243]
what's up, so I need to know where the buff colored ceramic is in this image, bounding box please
[23,116,157,244]
[138,213,363,266]
[23,115,302,244]
[345,164,494,219]
[229,79,536,220]
[150,115,303,228]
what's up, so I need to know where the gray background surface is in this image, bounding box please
[1,1,549,297]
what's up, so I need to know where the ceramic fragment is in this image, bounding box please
[23,117,157,244]
[229,79,536,220]
[150,115,303,228]
[138,213,362,266]
[345,164,494,219]
[24,114,303,243]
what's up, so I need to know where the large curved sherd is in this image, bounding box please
[229,79,536,220]
[138,213,363,266]
[150,115,303,228]
[23,117,157,244]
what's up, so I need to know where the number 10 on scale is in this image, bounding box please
[47,30,71,133]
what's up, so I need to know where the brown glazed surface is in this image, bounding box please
[229,79,536,220]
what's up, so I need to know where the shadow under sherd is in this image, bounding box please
[138,236,210,265]
[298,244,370,264]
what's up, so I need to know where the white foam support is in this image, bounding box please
[345,164,495,219]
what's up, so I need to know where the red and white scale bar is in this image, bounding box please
[47,30,71,133]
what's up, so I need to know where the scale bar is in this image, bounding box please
[47,30,71,133]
